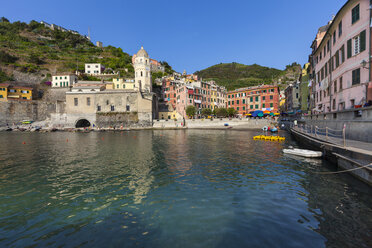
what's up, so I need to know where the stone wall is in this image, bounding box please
[153,118,274,129]
[96,112,140,128]
[0,100,56,126]
[302,106,372,143]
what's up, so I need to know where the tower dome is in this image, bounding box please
[136,46,149,58]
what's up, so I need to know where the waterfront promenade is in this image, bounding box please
[292,125,372,154]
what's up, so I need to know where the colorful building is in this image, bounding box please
[0,83,33,101]
[112,78,135,90]
[309,0,372,114]
[226,85,280,115]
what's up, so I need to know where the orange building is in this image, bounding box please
[226,85,280,115]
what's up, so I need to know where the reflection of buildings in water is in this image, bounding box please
[301,168,372,247]
[115,131,156,204]
[45,132,156,205]
[162,130,193,179]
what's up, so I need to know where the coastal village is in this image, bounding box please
[1,1,372,247]
[0,0,372,132]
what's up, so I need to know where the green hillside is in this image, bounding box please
[195,62,283,90]
[0,17,135,81]
[0,17,176,83]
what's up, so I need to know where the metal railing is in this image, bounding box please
[292,123,346,147]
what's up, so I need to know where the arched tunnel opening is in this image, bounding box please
[75,119,91,128]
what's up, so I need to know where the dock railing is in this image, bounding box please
[292,124,346,147]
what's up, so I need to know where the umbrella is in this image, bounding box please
[269,112,275,116]
[257,113,264,117]
[251,110,263,117]
[263,110,271,114]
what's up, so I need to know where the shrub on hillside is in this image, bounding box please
[0,51,18,64]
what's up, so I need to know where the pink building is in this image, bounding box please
[311,0,372,114]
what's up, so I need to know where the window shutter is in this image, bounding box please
[347,39,352,58]
[360,30,366,52]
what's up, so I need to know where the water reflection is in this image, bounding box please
[0,130,372,247]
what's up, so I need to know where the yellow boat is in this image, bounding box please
[253,135,286,142]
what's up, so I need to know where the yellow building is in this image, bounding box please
[159,110,182,120]
[0,83,33,101]
[112,78,135,90]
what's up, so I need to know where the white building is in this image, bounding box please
[52,74,78,88]
[133,47,152,93]
[85,63,104,75]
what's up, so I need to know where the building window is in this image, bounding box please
[243,99,245,104]
[236,100,239,104]
[232,101,234,105]
[126,105,130,111]
[262,104,265,108]
[74,98,78,106]
[262,96,265,101]
[255,104,258,109]
[354,35,360,55]
[340,45,345,64]
[255,96,258,101]
[352,68,360,85]
[352,4,360,24]
[228,101,230,105]
[243,106,245,110]
[327,40,330,53]
[106,100,109,105]
[333,31,336,44]
[270,95,273,100]
[237,107,239,111]
[339,76,343,90]
[338,21,342,37]
[334,80,337,93]
[111,105,115,111]
[97,105,101,111]
[87,97,90,106]
[270,103,273,108]
[250,105,253,109]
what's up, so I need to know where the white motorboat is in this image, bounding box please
[283,148,322,158]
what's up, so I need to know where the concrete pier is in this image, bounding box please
[290,127,372,186]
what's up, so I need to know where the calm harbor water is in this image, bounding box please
[0,130,371,248]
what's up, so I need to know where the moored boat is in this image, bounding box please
[283,148,322,158]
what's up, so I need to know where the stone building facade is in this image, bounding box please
[57,47,155,128]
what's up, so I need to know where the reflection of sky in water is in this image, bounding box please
[0,130,371,247]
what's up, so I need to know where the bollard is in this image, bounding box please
[343,124,346,147]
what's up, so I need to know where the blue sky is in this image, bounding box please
[1,0,345,73]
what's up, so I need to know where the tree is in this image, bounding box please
[0,51,18,64]
[215,107,228,117]
[27,53,44,65]
[201,108,212,117]
[186,105,196,118]
[0,17,9,23]
[227,107,237,117]
[0,69,12,83]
